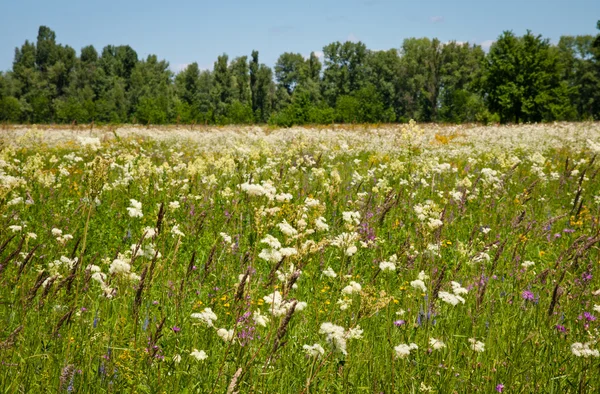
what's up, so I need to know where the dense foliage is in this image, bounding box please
[1,23,600,125]
[1,123,600,392]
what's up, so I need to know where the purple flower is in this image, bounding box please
[582,272,593,282]
[555,324,566,333]
[522,290,534,301]
[172,326,181,333]
[393,320,406,327]
[579,312,596,322]
[496,383,505,392]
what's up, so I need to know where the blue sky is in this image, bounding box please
[1,0,599,73]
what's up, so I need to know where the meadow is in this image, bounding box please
[1,122,600,393]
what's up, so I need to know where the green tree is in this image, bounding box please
[322,41,369,106]
[129,55,173,124]
[275,52,306,95]
[438,42,486,123]
[484,31,573,123]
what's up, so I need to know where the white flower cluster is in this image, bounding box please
[571,342,599,358]
[263,291,307,316]
[319,322,363,355]
[258,234,297,263]
[394,343,418,358]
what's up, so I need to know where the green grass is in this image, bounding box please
[1,123,600,393]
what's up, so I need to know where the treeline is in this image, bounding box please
[1,24,600,125]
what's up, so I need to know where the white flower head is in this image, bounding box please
[438,291,465,306]
[394,343,418,358]
[429,338,446,350]
[468,338,485,353]
[216,328,234,342]
[341,281,362,295]
[190,349,207,361]
[303,343,325,357]
[191,308,218,327]
[253,310,269,327]
[571,342,600,358]
[410,279,427,292]
[127,199,143,218]
[323,267,337,278]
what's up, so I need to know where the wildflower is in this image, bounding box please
[275,192,293,202]
[451,281,468,295]
[8,225,22,232]
[319,322,347,354]
[594,305,600,313]
[579,312,596,322]
[418,271,429,281]
[191,308,218,327]
[171,224,185,237]
[571,342,599,358]
[347,326,363,339]
[337,298,352,310]
[427,218,443,230]
[345,245,358,256]
[496,383,505,393]
[173,354,182,363]
[323,267,337,278]
[143,226,157,239]
[216,328,234,342]
[468,338,485,353]
[521,290,535,301]
[172,326,181,333]
[127,199,143,218]
[252,310,269,327]
[438,291,465,306]
[341,281,362,295]
[410,280,427,292]
[342,211,361,225]
[393,320,406,327]
[429,338,446,350]
[277,220,298,237]
[279,247,297,257]
[190,349,207,361]
[521,260,535,269]
[303,343,325,357]
[379,261,396,271]
[394,343,418,358]
[258,248,283,264]
[52,228,63,237]
[169,201,180,210]
[109,258,131,275]
[263,291,304,316]
[219,232,232,244]
[315,217,329,232]
[7,197,23,206]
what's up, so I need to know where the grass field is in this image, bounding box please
[1,122,600,393]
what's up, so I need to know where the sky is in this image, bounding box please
[1,0,599,73]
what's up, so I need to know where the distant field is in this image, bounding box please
[1,122,600,392]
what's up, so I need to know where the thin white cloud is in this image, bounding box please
[480,40,495,51]
[346,33,359,43]
[430,16,444,23]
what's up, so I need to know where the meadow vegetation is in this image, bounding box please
[1,122,600,392]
